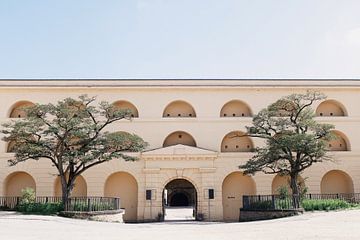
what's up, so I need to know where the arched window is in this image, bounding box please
[112,100,139,118]
[220,100,252,117]
[163,131,196,147]
[9,101,35,118]
[163,101,196,118]
[316,100,347,117]
[327,130,350,151]
[221,131,253,152]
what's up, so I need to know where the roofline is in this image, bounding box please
[1,78,360,81]
[0,79,360,88]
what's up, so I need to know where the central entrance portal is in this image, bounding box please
[163,179,197,221]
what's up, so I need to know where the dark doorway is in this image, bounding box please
[163,179,197,221]
[170,192,189,206]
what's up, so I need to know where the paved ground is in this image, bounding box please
[0,210,359,240]
[164,206,195,221]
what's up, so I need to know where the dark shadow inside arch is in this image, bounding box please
[163,179,197,221]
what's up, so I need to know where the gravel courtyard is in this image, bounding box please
[0,210,359,240]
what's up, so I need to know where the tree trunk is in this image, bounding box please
[290,173,300,209]
[60,176,71,211]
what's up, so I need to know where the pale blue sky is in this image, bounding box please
[1,1,360,79]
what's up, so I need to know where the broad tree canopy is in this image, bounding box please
[240,91,335,200]
[2,95,147,204]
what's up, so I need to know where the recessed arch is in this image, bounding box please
[112,100,139,118]
[163,131,197,147]
[4,171,36,196]
[9,101,35,118]
[271,174,305,194]
[222,171,256,221]
[221,131,254,152]
[220,100,252,117]
[54,175,87,197]
[104,172,138,222]
[327,130,350,151]
[163,100,196,118]
[321,170,354,194]
[6,140,17,153]
[164,178,197,207]
[316,100,347,117]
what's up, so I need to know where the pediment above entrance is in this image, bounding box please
[141,144,218,160]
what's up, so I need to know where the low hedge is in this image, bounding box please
[301,199,351,211]
[16,202,64,215]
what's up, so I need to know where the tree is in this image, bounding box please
[239,91,335,208]
[2,95,147,209]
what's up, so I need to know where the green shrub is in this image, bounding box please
[301,199,351,211]
[275,198,292,209]
[68,200,115,211]
[250,200,273,210]
[19,188,35,205]
[17,202,64,215]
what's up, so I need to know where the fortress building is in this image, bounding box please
[0,79,359,222]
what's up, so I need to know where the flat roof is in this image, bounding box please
[0,79,359,88]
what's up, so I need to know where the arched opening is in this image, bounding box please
[163,178,197,221]
[327,130,350,151]
[220,100,252,117]
[104,172,138,222]
[6,135,38,153]
[7,140,17,153]
[271,174,305,194]
[316,100,347,117]
[4,171,36,196]
[321,170,354,194]
[222,172,256,221]
[163,131,196,147]
[112,100,139,118]
[9,101,35,118]
[221,131,253,152]
[54,175,87,197]
[163,100,196,118]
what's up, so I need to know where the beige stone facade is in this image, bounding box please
[0,79,359,222]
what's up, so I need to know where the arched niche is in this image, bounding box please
[222,172,256,221]
[54,175,87,197]
[220,100,252,117]
[320,170,354,194]
[221,131,253,152]
[6,135,36,153]
[112,100,139,118]
[9,101,35,118]
[327,130,350,151]
[7,140,17,153]
[163,100,196,118]
[271,174,305,194]
[4,171,36,196]
[104,172,138,222]
[105,131,136,151]
[316,100,347,117]
[163,131,197,147]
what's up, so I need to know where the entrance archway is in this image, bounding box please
[222,172,256,221]
[104,172,138,222]
[163,178,197,221]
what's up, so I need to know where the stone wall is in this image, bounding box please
[239,209,304,222]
